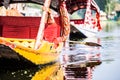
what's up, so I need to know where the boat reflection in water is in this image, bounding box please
[60,45,102,80]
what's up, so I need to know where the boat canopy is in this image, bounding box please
[0,0,100,14]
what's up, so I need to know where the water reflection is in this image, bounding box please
[0,67,39,80]
[60,43,102,80]
[32,62,61,80]
[63,64,101,80]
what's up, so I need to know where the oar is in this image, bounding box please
[68,40,102,47]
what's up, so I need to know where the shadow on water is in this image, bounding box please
[0,61,57,80]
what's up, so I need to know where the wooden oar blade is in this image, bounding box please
[85,42,102,47]
[68,41,102,47]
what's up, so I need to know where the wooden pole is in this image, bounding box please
[34,0,51,49]
[84,0,92,26]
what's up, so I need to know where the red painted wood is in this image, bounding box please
[0,16,61,41]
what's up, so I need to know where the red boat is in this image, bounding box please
[70,0,102,37]
[0,0,71,66]
[0,0,101,67]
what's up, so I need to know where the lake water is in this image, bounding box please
[92,21,120,80]
[0,21,120,80]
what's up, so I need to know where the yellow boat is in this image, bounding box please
[0,0,70,65]
[0,0,101,67]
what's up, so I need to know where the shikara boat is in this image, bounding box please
[0,0,101,67]
[0,0,70,66]
[70,0,102,37]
